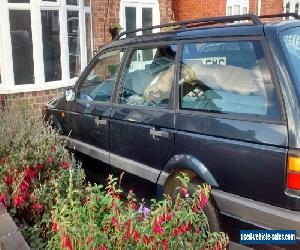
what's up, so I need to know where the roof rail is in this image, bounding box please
[114,14,262,40]
[260,12,300,20]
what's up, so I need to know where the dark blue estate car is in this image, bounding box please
[44,14,300,243]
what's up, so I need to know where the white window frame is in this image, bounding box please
[0,0,92,94]
[226,0,249,16]
[120,0,160,36]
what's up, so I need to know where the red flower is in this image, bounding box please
[180,187,189,197]
[154,220,164,234]
[24,166,38,181]
[32,203,44,214]
[47,156,54,165]
[199,195,208,209]
[20,181,29,193]
[142,235,151,245]
[173,228,179,237]
[50,145,57,152]
[52,221,58,233]
[162,238,169,250]
[111,200,115,210]
[13,195,26,208]
[4,175,13,188]
[130,202,136,209]
[165,212,171,222]
[111,216,117,226]
[133,229,139,242]
[35,163,45,171]
[100,245,107,250]
[0,194,7,206]
[159,215,164,225]
[61,160,69,169]
[61,235,73,250]
[179,224,188,233]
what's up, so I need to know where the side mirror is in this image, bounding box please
[65,88,75,102]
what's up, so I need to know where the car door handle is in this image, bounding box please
[95,118,108,126]
[150,128,169,139]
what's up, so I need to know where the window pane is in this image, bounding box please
[42,0,57,2]
[228,6,233,16]
[84,0,90,6]
[9,10,34,85]
[243,7,248,14]
[119,45,177,108]
[8,0,29,3]
[281,27,300,96]
[234,5,240,15]
[41,10,61,82]
[142,8,153,35]
[78,50,124,102]
[67,0,78,5]
[125,7,136,37]
[67,11,80,78]
[85,13,92,63]
[180,41,281,119]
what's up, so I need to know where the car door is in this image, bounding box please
[65,49,126,163]
[109,43,178,198]
[175,38,288,207]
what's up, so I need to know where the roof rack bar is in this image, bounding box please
[260,13,300,19]
[115,14,262,40]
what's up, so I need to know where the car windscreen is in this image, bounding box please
[281,27,300,94]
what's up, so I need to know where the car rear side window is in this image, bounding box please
[77,50,124,102]
[118,45,177,108]
[179,40,281,120]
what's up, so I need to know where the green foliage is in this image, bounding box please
[0,103,228,249]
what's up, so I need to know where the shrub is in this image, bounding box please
[49,173,229,249]
[0,103,229,249]
[0,103,85,248]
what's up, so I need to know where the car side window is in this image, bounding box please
[118,45,177,108]
[179,40,281,120]
[77,50,124,102]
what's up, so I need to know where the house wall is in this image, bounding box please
[92,0,173,51]
[172,0,284,20]
[172,0,226,20]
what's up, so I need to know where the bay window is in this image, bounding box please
[0,0,93,93]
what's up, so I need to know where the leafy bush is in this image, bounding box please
[0,103,85,248]
[0,104,229,249]
[49,173,228,249]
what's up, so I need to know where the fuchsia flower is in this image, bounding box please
[180,187,189,198]
[4,175,13,188]
[32,203,44,214]
[60,160,69,169]
[47,156,54,165]
[111,216,117,226]
[133,229,139,242]
[0,194,7,206]
[142,235,151,245]
[13,195,26,208]
[153,219,164,234]
[61,235,73,250]
[35,163,44,171]
[24,166,38,181]
[199,194,208,209]
[52,221,58,233]
[20,181,29,193]
[100,245,107,250]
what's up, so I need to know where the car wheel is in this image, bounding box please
[164,172,222,232]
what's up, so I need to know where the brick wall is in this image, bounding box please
[172,0,226,21]
[92,0,173,51]
[261,0,284,15]
[0,88,64,117]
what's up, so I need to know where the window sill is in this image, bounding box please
[0,78,77,95]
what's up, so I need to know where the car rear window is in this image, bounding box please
[281,27,300,95]
[179,40,281,120]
